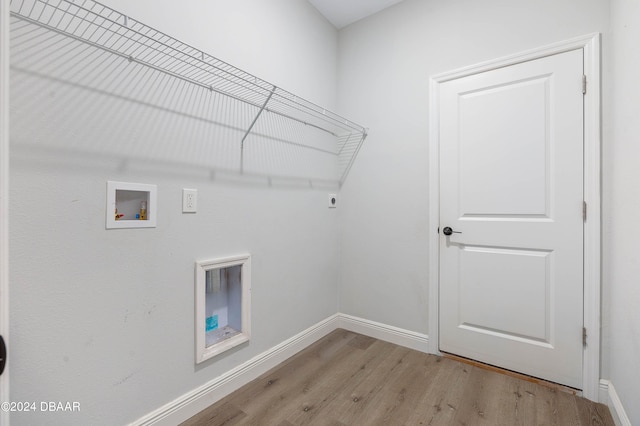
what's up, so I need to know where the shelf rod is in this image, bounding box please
[242,85,275,145]
[241,85,275,174]
[10,11,356,136]
[10,0,369,185]
[339,132,368,185]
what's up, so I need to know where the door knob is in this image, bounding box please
[442,227,461,236]
[0,335,5,376]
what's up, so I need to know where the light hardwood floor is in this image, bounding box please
[182,329,614,425]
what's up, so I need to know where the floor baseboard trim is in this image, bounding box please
[129,314,340,426]
[337,313,429,352]
[599,379,632,426]
[599,379,609,405]
[129,313,428,425]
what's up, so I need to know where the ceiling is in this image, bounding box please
[307,0,406,29]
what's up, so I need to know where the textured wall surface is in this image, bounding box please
[606,0,640,422]
[9,1,340,424]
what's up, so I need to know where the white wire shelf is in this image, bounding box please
[9,0,367,185]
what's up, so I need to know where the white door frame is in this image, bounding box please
[428,33,601,402]
[0,0,10,423]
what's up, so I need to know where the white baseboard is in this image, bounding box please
[131,313,633,426]
[599,379,632,426]
[129,314,340,426]
[337,314,429,352]
[599,379,610,406]
[129,313,429,425]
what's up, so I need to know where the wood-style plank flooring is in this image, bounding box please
[181,329,614,425]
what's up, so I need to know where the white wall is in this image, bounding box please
[337,0,609,334]
[102,0,337,104]
[9,1,339,425]
[606,0,640,422]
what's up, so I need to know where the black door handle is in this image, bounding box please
[0,335,5,376]
[442,227,461,236]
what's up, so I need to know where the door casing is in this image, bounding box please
[0,0,10,424]
[428,33,601,401]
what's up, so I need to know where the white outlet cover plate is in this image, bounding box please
[183,188,197,213]
[328,193,337,208]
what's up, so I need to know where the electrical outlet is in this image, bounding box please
[183,188,197,213]
[328,193,337,208]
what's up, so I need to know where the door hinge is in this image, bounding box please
[583,327,587,346]
[583,201,587,221]
[582,75,587,95]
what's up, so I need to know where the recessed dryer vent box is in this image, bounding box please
[195,254,251,363]
[106,181,157,229]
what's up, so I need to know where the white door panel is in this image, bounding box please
[459,77,549,217]
[459,246,551,342]
[439,49,584,388]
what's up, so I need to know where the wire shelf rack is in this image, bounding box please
[9,0,367,185]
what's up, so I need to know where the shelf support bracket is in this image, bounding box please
[241,85,276,173]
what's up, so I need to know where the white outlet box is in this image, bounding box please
[183,188,197,213]
[328,193,337,208]
[106,181,157,229]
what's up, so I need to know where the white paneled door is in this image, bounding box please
[439,49,584,389]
